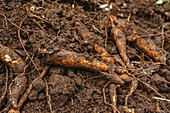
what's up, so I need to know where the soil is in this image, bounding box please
[0,0,170,113]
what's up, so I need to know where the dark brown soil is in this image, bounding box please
[0,0,169,113]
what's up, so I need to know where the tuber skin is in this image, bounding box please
[112,16,127,29]
[113,54,126,67]
[0,44,26,73]
[9,75,27,109]
[46,49,109,72]
[120,74,133,83]
[124,78,138,112]
[0,44,27,110]
[8,108,20,113]
[45,49,125,85]
[111,26,130,67]
[94,44,115,64]
[127,36,166,63]
[115,66,128,74]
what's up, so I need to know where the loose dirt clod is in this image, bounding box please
[75,22,93,42]
[17,66,50,109]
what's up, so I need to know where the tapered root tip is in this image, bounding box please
[9,99,18,109]
[107,73,125,86]
[123,106,129,113]
[127,36,137,42]
[8,108,20,113]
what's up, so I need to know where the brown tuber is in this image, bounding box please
[0,44,26,73]
[9,75,27,109]
[94,44,114,64]
[111,26,130,67]
[45,49,125,85]
[127,36,166,63]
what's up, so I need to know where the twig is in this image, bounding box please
[138,95,151,105]
[92,25,101,34]
[135,54,147,66]
[73,0,84,13]
[164,80,170,84]
[104,0,113,48]
[37,106,42,113]
[140,33,162,37]
[152,97,170,102]
[23,54,35,73]
[77,71,85,81]
[138,94,152,103]
[4,14,8,28]
[31,18,45,31]
[50,30,60,43]
[44,79,53,113]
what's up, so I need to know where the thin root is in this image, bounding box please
[0,104,10,113]
[18,13,40,74]
[85,74,105,82]
[128,73,170,104]
[124,79,138,110]
[25,5,51,31]
[44,79,53,113]
[17,66,50,109]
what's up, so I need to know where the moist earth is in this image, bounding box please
[0,0,170,113]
